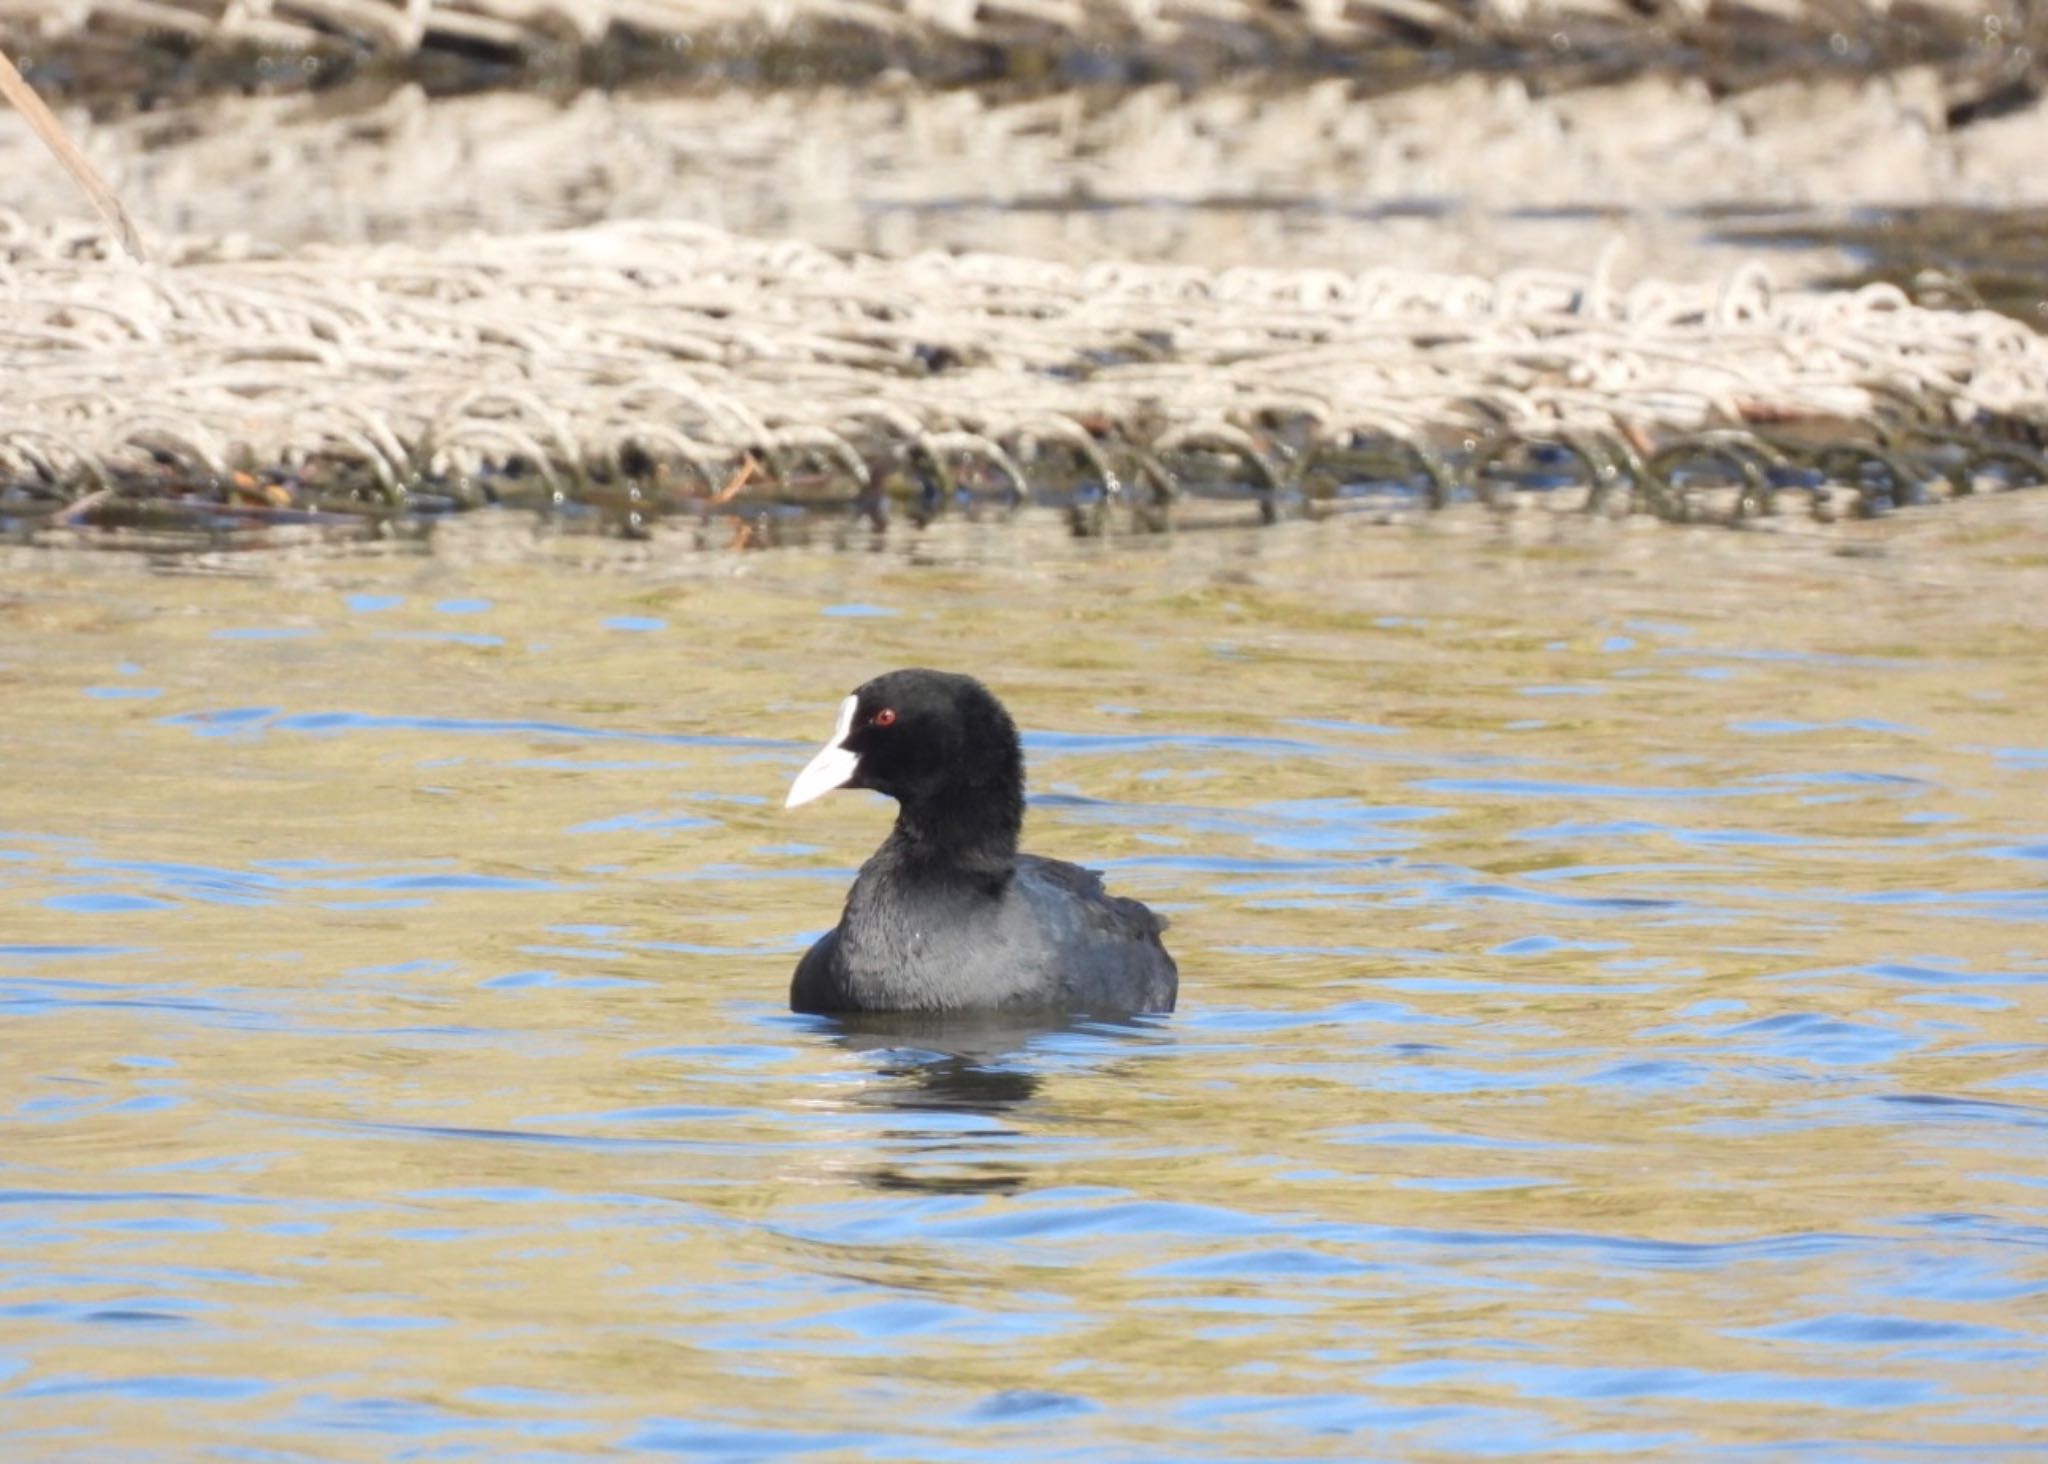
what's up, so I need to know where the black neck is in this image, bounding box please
[883,771,1024,883]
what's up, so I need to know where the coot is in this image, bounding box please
[784,669,1179,1015]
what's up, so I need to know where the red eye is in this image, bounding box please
[872,707,897,727]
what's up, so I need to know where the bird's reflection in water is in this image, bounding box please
[817,1010,1168,1197]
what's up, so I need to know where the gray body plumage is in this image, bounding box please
[792,848,1177,1015]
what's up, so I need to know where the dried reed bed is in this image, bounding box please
[1,0,2031,99]
[5,213,2044,538]
[9,73,2043,278]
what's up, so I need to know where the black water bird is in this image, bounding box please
[783,669,1178,1016]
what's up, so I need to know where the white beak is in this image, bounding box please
[785,695,860,808]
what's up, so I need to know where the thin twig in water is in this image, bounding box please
[0,45,149,263]
[712,453,759,504]
[57,487,112,525]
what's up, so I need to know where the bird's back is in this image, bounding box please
[1009,855,1177,1013]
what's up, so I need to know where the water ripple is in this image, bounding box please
[6,546,2047,1461]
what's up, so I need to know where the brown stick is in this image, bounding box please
[0,44,149,263]
[711,453,759,504]
[55,487,111,525]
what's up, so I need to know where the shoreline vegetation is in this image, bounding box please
[1,1,2043,551]
[2,0,2040,111]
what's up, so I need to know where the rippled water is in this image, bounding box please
[5,505,2047,1460]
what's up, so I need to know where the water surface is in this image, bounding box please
[4,505,2047,1460]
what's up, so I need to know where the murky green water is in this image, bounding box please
[5,505,2047,1460]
